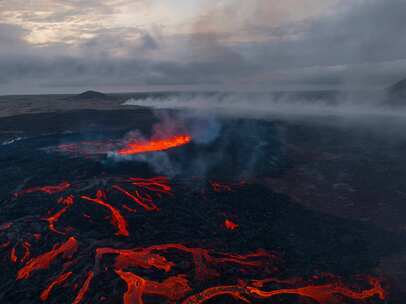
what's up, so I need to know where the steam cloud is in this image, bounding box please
[123,92,406,120]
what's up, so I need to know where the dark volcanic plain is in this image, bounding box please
[0,92,405,304]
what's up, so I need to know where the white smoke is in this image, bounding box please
[122,92,406,121]
[107,110,223,177]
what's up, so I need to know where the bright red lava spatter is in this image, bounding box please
[2,177,388,304]
[224,219,239,230]
[117,135,192,156]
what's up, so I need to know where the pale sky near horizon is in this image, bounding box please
[0,0,405,94]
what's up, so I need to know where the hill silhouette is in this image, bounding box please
[69,90,111,101]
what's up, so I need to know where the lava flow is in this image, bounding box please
[81,190,129,237]
[115,270,192,304]
[40,272,73,301]
[17,236,78,280]
[14,181,71,197]
[113,185,159,211]
[73,271,95,304]
[247,276,386,303]
[117,134,192,156]
[224,219,239,230]
[4,176,390,304]
[96,243,280,283]
[45,195,75,235]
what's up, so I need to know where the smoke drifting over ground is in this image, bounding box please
[123,91,406,121]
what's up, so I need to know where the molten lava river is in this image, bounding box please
[0,130,398,303]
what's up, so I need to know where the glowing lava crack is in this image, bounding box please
[117,135,192,155]
[3,177,389,304]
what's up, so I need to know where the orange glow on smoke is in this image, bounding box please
[17,237,78,280]
[117,135,192,156]
[81,190,129,237]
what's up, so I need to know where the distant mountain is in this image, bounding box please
[387,78,406,105]
[68,90,112,101]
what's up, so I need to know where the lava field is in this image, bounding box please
[0,109,404,303]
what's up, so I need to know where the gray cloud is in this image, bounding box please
[0,0,405,94]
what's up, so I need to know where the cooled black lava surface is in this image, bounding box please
[0,108,405,303]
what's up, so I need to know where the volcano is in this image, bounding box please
[0,105,405,303]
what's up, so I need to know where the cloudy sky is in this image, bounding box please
[0,0,405,94]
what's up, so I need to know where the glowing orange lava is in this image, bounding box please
[247,276,386,303]
[15,181,71,197]
[45,195,75,234]
[7,175,390,304]
[10,247,17,263]
[96,243,279,284]
[72,271,94,304]
[96,247,174,273]
[128,176,172,193]
[81,190,129,237]
[115,270,192,304]
[224,219,239,230]
[17,237,78,280]
[112,177,172,212]
[181,285,250,304]
[40,272,73,301]
[117,135,192,155]
[21,241,31,263]
[113,185,159,211]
